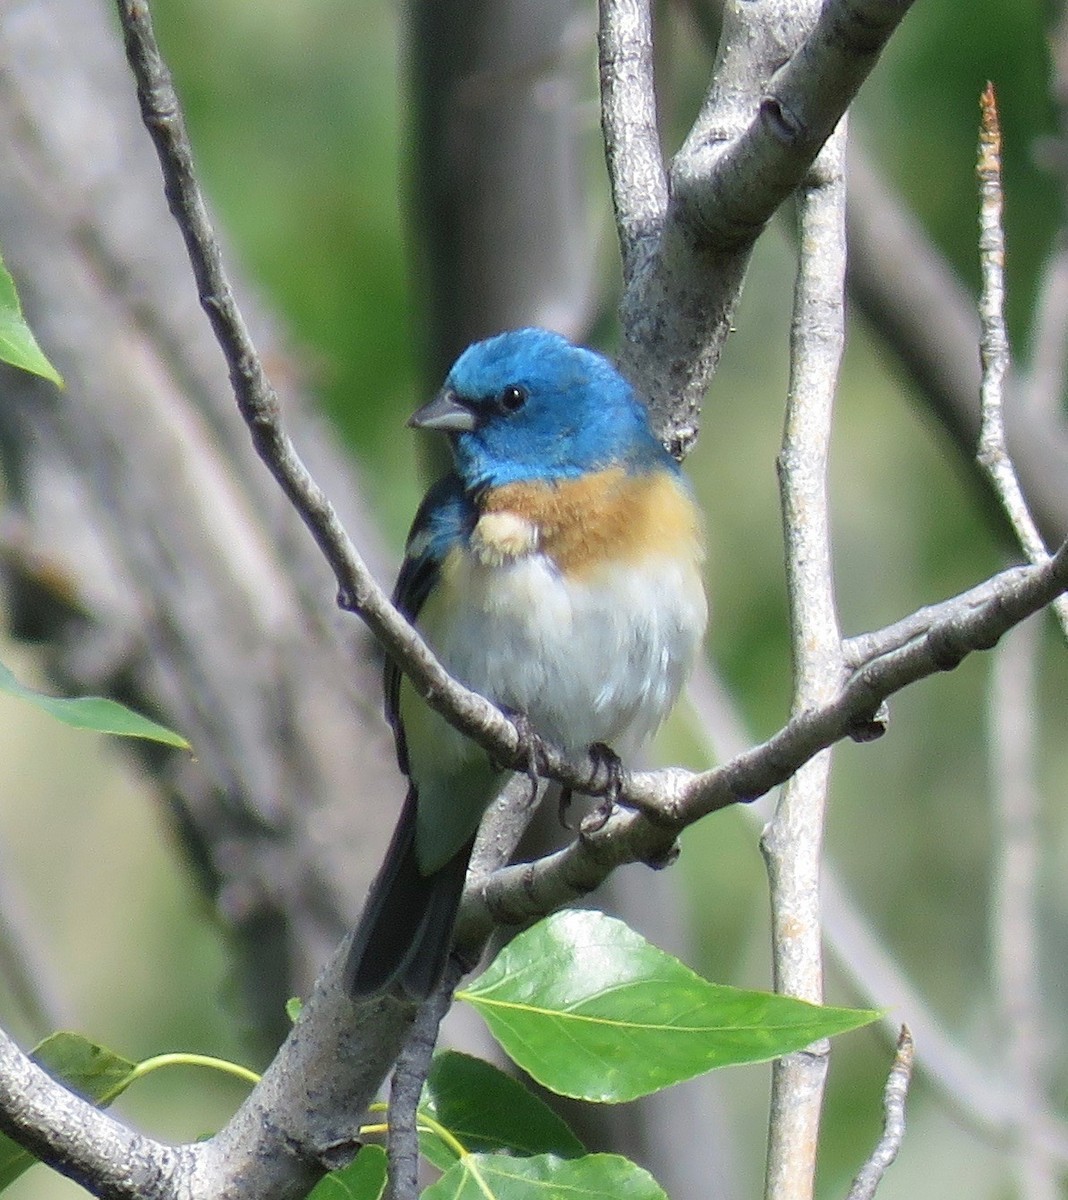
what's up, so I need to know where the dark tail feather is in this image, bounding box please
[344,789,473,1000]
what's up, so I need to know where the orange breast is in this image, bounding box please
[480,467,704,579]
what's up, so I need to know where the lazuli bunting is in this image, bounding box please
[345,328,707,999]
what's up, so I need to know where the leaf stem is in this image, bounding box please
[113,1052,261,1104]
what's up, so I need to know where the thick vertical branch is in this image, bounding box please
[597,0,667,282]
[611,0,917,454]
[761,124,848,1200]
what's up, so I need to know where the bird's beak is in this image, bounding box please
[408,389,477,432]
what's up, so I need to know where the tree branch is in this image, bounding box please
[974,124,1067,1187]
[0,944,425,1199]
[385,969,459,1200]
[674,0,914,246]
[761,120,848,1200]
[0,4,1056,1197]
[845,1027,914,1200]
[974,83,1068,638]
[0,1026,185,1199]
[201,955,420,1200]
[597,0,667,282]
[471,542,1068,938]
[610,0,918,453]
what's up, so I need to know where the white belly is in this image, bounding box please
[426,550,706,757]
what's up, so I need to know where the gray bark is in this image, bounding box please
[0,0,399,1046]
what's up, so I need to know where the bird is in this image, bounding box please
[344,327,707,1000]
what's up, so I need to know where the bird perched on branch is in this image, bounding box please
[344,328,707,1000]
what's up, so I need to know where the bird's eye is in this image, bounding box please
[498,384,527,413]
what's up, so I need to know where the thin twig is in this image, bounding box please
[471,540,1068,943]
[975,82,1068,639]
[671,550,1068,826]
[761,124,848,1200]
[386,968,459,1200]
[845,1027,914,1200]
[841,571,1022,668]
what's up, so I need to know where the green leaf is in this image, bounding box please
[306,1146,387,1200]
[460,910,879,1103]
[0,1129,37,1188]
[419,1052,583,1171]
[422,1152,666,1200]
[0,659,190,749]
[32,1032,139,1103]
[0,1034,138,1190]
[0,253,62,387]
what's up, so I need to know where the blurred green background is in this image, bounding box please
[3,0,1066,1197]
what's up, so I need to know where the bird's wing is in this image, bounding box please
[384,473,473,775]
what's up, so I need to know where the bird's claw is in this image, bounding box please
[558,785,575,829]
[503,708,542,806]
[575,742,625,835]
[588,742,624,806]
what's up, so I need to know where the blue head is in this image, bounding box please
[410,328,673,490]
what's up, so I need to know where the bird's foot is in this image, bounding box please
[501,708,543,806]
[580,742,625,834]
[589,741,624,803]
[558,785,575,829]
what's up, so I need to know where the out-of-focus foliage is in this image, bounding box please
[148,0,424,544]
[5,0,1066,1197]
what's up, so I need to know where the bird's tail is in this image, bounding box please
[344,788,473,1001]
